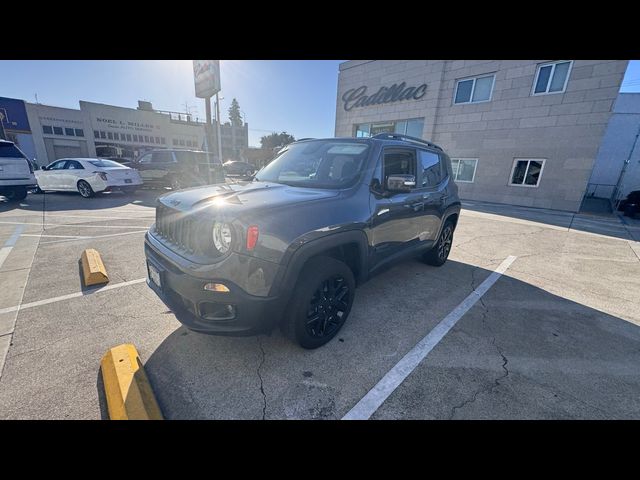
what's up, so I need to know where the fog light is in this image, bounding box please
[204,283,230,292]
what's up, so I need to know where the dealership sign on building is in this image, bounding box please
[342,82,427,111]
[193,60,221,98]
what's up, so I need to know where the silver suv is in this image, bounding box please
[0,140,37,201]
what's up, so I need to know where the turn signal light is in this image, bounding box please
[204,283,230,293]
[246,225,259,251]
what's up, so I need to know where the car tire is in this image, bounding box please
[4,187,28,202]
[624,204,638,218]
[282,256,355,349]
[423,219,455,267]
[77,180,95,198]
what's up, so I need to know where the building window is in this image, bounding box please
[451,158,478,183]
[113,132,120,141]
[509,159,545,187]
[179,139,185,146]
[126,134,132,142]
[94,130,100,139]
[100,131,106,139]
[53,126,63,135]
[65,128,75,136]
[161,137,166,144]
[355,118,425,138]
[155,136,160,144]
[107,132,113,140]
[172,139,178,146]
[149,137,155,144]
[532,61,572,95]
[454,74,495,104]
[144,136,149,143]
[42,125,53,135]
[133,134,139,142]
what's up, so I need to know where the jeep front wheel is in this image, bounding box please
[282,256,355,349]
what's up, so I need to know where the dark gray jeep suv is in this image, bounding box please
[144,134,461,348]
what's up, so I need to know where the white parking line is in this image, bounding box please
[0,278,147,315]
[342,255,517,420]
[0,226,25,270]
[0,221,150,229]
[39,230,148,245]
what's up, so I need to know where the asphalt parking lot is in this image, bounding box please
[0,189,639,419]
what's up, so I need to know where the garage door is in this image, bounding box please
[53,145,81,160]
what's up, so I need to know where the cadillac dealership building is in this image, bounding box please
[335,60,630,212]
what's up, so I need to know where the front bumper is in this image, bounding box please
[144,233,285,335]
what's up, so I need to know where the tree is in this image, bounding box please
[228,98,243,127]
[260,131,296,149]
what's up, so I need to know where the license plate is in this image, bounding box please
[125,179,132,184]
[148,262,162,288]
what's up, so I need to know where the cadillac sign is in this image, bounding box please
[342,82,427,111]
[193,60,221,98]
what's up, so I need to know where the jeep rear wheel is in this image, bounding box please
[423,219,454,266]
[3,187,27,202]
[282,256,355,349]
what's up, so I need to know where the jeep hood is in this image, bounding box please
[157,181,340,214]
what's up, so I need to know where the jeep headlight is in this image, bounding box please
[212,221,232,254]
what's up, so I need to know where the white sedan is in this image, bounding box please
[35,158,143,198]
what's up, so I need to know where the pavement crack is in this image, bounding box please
[448,284,510,420]
[256,336,267,420]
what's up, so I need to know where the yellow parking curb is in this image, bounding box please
[81,248,109,286]
[100,344,163,420]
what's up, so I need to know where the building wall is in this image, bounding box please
[336,60,628,211]
[588,93,640,199]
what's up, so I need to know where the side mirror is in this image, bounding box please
[41,165,48,171]
[386,174,416,193]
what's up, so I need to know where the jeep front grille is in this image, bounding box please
[154,204,210,256]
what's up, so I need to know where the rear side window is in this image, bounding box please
[418,150,444,187]
[152,151,174,163]
[0,143,27,159]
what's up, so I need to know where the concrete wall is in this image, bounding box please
[336,60,628,211]
[588,93,640,199]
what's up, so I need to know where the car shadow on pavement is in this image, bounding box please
[141,258,640,420]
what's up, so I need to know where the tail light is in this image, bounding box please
[94,171,108,181]
[246,225,259,251]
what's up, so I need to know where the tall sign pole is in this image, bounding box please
[215,93,223,165]
[193,60,221,184]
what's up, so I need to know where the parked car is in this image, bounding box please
[144,134,461,348]
[35,158,143,198]
[618,190,640,218]
[223,160,256,177]
[132,149,225,190]
[0,140,37,201]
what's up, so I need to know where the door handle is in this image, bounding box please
[406,201,424,211]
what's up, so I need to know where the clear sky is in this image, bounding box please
[1,60,639,147]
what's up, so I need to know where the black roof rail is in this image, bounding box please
[371,133,442,151]
[294,138,315,142]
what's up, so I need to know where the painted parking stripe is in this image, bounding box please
[0,220,150,229]
[342,255,518,420]
[0,278,147,315]
[0,226,25,270]
[39,230,148,245]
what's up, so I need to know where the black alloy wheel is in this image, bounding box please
[423,219,455,267]
[305,275,351,338]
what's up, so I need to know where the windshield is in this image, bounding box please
[88,159,125,168]
[255,140,370,189]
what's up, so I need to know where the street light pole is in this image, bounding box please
[205,96,213,184]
